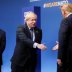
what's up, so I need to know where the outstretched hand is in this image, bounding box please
[37,43,47,50]
[52,41,59,50]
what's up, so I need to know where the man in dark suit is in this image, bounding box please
[57,4,72,72]
[0,29,6,72]
[11,11,47,72]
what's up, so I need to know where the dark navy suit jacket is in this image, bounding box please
[0,29,6,65]
[11,24,42,66]
[58,14,72,72]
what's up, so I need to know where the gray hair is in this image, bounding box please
[24,11,37,21]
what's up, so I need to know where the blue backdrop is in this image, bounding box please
[0,0,72,72]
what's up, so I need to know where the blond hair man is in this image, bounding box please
[57,4,72,72]
[11,11,47,72]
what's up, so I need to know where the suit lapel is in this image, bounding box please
[23,24,39,41]
[34,27,38,41]
[24,24,32,39]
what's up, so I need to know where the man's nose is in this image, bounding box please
[33,20,36,23]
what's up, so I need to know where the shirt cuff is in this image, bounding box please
[33,43,38,48]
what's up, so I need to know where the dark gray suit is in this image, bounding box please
[58,14,72,72]
[11,24,42,72]
[0,29,6,72]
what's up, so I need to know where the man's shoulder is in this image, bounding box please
[18,24,27,28]
[67,14,72,21]
[0,29,5,33]
[35,27,42,31]
[62,14,72,24]
[34,27,42,34]
[0,29,5,35]
[17,24,26,32]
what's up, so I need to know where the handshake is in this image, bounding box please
[35,41,59,51]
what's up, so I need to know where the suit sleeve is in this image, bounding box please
[17,26,34,48]
[58,19,69,59]
[0,31,6,54]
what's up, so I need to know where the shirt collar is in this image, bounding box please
[66,13,72,17]
[27,24,34,30]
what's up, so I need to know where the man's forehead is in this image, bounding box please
[29,17,37,19]
[29,14,36,17]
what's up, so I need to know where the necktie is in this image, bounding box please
[30,28,33,40]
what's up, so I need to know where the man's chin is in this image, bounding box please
[33,26,36,27]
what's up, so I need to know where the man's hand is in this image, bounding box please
[52,41,59,50]
[57,59,62,66]
[37,44,47,50]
